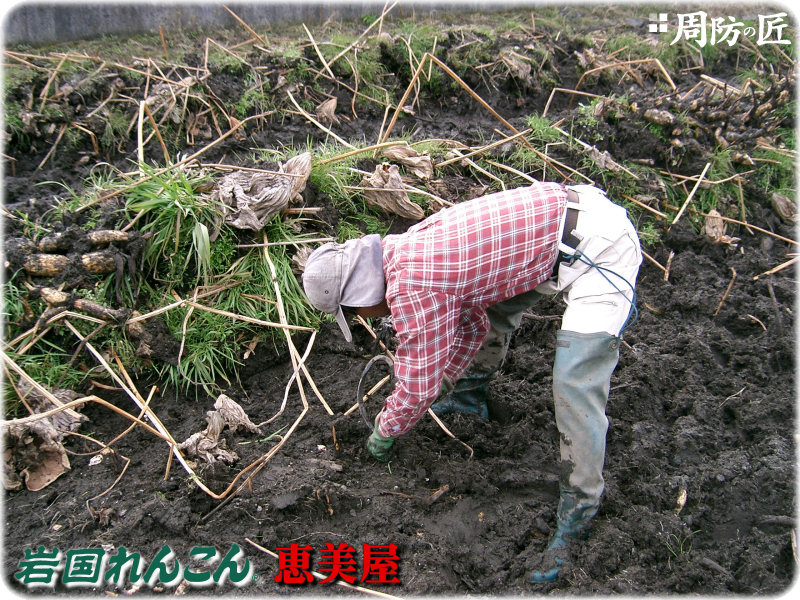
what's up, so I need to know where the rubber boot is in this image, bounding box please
[529,330,620,584]
[430,372,490,418]
[433,290,544,419]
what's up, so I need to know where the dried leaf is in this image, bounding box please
[3,419,70,492]
[587,146,621,173]
[702,209,726,240]
[361,163,425,220]
[212,152,312,231]
[282,151,313,201]
[315,98,339,125]
[3,449,23,491]
[575,48,601,69]
[213,394,261,434]
[177,394,261,465]
[444,150,470,167]
[770,192,796,223]
[187,112,212,140]
[292,245,313,275]
[702,209,740,247]
[144,76,197,111]
[17,381,86,433]
[382,146,434,180]
[227,115,244,137]
[178,430,238,465]
[500,49,532,82]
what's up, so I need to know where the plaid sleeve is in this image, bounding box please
[377,290,460,437]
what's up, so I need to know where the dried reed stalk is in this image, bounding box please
[641,250,667,273]
[435,129,532,168]
[713,267,737,318]
[286,90,354,149]
[261,237,332,417]
[316,0,400,78]
[303,22,336,80]
[223,5,267,45]
[575,58,676,92]
[671,162,711,226]
[381,52,529,152]
[542,87,606,117]
[753,256,799,280]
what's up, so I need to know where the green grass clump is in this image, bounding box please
[525,114,561,145]
[124,165,218,289]
[234,72,276,119]
[124,168,324,394]
[100,107,132,149]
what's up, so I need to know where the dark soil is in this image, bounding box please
[3,6,797,596]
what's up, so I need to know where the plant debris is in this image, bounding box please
[360,162,425,220]
[212,152,312,231]
[3,418,71,492]
[177,394,262,465]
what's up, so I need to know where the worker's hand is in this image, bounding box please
[366,416,394,462]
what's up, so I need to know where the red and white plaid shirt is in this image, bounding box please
[378,182,567,437]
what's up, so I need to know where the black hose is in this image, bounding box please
[356,354,394,430]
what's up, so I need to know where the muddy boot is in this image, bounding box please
[433,292,543,419]
[430,372,490,418]
[527,492,595,583]
[529,330,620,584]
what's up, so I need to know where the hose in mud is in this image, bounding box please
[356,354,394,430]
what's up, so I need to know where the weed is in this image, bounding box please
[3,341,89,415]
[208,227,239,274]
[238,425,288,445]
[689,148,739,217]
[206,47,249,74]
[646,122,670,143]
[36,180,95,225]
[505,145,549,182]
[64,126,85,149]
[337,215,388,241]
[635,217,663,248]
[100,107,130,149]
[160,307,243,397]
[123,164,218,289]
[235,72,274,119]
[576,99,603,132]
[665,530,700,563]
[525,114,561,145]
[1,279,30,332]
[307,141,391,230]
[753,144,795,195]
[337,220,364,241]
[607,31,682,74]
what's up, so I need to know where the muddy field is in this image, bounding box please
[2,4,797,596]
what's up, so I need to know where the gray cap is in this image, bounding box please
[302,234,386,342]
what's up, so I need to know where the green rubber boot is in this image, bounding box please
[430,373,490,418]
[527,492,596,583]
[528,330,620,584]
[433,290,544,420]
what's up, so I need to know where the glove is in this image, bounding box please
[366,414,394,462]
